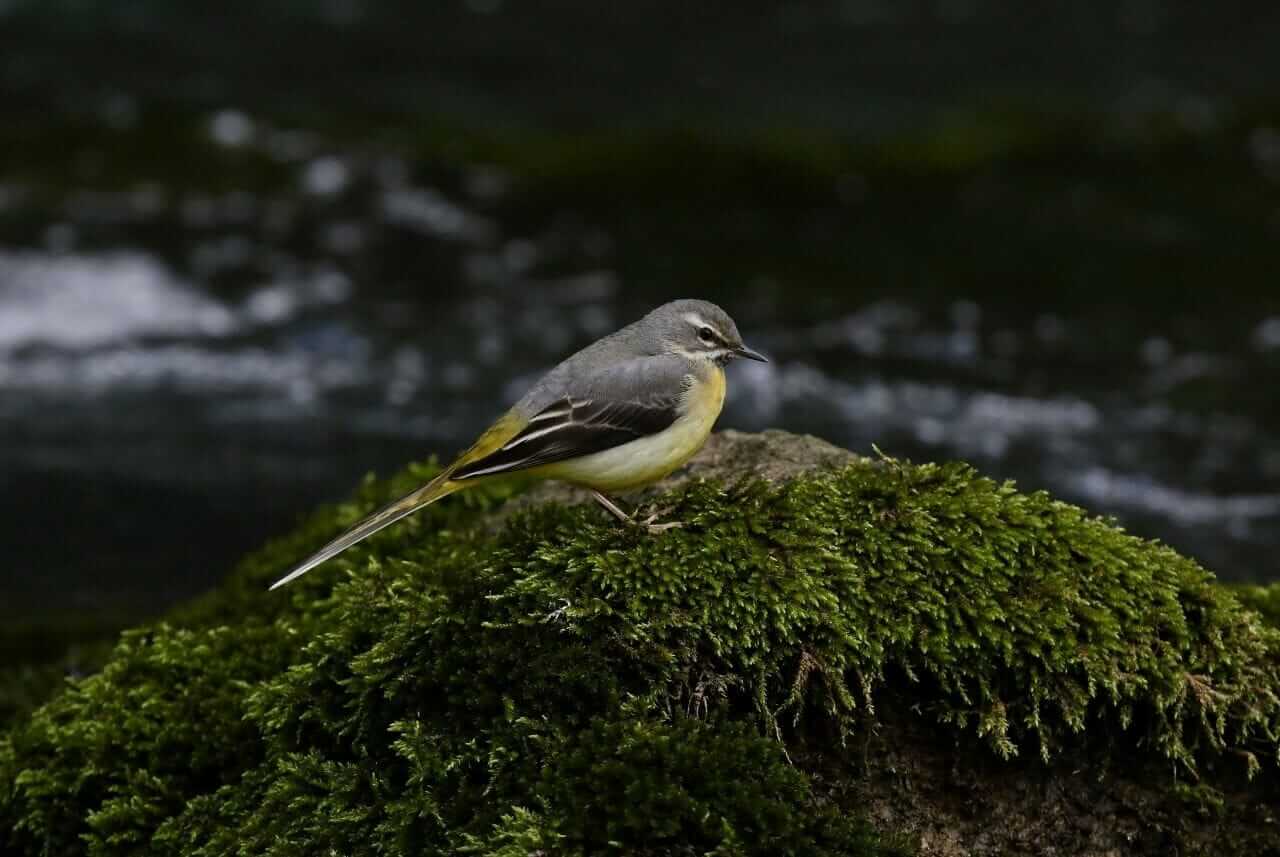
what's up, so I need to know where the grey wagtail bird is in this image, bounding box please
[269,299,766,590]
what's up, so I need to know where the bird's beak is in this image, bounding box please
[735,344,769,363]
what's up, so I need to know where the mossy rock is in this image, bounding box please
[2,431,1279,856]
[1235,583,1280,631]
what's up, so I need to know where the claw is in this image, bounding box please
[643,520,684,534]
[639,504,675,527]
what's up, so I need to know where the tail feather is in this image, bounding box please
[268,475,460,591]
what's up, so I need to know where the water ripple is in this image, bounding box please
[0,250,236,349]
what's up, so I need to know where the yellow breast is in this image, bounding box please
[535,365,726,492]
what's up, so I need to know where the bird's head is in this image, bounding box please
[647,299,768,366]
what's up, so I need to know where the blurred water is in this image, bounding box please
[1,106,1278,617]
[3,1,1280,615]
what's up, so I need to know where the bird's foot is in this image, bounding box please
[638,504,684,533]
[641,519,684,534]
[592,491,683,535]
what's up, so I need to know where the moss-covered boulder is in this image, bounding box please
[2,431,1278,856]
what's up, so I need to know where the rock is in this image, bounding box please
[491,429,863,525]
[2,431,1278,857]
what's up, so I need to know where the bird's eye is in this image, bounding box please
[697,326,716,344]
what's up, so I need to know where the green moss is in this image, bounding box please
[1233,583,1280,630]
[2,624,289,855]
[0,613,144,730]
[2,445,1279,855]
[0,649,112,732]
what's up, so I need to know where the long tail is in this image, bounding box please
[268,475,462,590]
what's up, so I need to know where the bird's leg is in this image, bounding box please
[591,490,633,524]
[638,502,676,527]
[591,491,683,534]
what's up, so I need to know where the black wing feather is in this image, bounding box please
[452,396,678,480]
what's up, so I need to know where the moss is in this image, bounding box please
[0,649,113,733]
[1234,582,1280,630]
[1,624,289,855]
[2,433,1278,855]
[0,614,143,730]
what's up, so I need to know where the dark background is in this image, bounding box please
[2,1,1279,627]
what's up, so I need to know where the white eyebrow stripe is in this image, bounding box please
[682,311,730,344]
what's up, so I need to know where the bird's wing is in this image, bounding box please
[451,357,690,481]
[267,357,690,590]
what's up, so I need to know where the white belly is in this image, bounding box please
[534,367,725,492]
